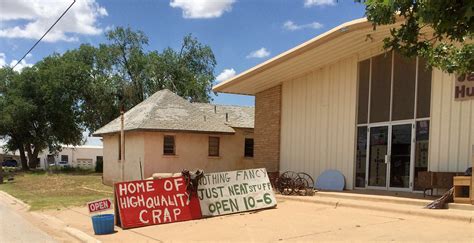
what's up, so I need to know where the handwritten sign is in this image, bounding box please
[455,72,474,101]
[87,198,112,214]
[197,168,277,216]
[114,177,202,229]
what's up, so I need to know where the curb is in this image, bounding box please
[0,190,30,210]
[277,195,473,223]
[64,227,102,243]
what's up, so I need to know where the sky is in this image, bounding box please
[0,0,367,145]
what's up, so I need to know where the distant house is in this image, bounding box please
[38,145,103,170]
[93,89,256,185]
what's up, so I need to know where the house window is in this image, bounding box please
[163,135,175,155]
[61,155,68,162]
[208,137,220,157]
[244,138,254,158]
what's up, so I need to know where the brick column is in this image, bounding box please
[254,85,281,174]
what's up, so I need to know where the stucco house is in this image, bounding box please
[213,17,473,198]
[94,89,256,185]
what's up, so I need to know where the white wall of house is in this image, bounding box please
[280,56,358,189]
[38,145,103,169]
[429,70,474,173]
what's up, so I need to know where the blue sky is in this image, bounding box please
[0,0,366,145]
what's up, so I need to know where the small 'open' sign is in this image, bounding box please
[87,198,112,214]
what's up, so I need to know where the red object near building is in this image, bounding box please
[114,177,202,229]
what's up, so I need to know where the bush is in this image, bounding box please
[48,165,93,174]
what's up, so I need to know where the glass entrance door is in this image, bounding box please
[367,123,414,190]
[368,126,389,187]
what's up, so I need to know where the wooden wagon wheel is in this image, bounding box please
[297,172,314,190]
[276,171,299,195]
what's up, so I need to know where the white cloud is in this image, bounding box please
[10,59,33,72]
[216,68,236,83]
[283,20,323,31]
[170,0,235,19]
[0,53,33,71]
[0,0,108,42]
[304,0,336,7]
[246,48,270,59]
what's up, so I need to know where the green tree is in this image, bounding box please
[146,34,217,102]
[358,0,473,74]
[0,55,85,169]
[0,27,217,169]
[77,28,217,132]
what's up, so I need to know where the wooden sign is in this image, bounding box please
[454,72,474,101]
[114,177,202,229]
[87,198,112,214]
[197,168,277,216]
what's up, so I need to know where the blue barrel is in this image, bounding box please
[91,214,115,235]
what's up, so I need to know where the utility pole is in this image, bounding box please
[120,109,125,182]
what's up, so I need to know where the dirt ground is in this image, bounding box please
[43,197,474,242]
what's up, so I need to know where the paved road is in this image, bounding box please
[0,196,57,243]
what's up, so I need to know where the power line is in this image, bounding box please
[12,0,76,69]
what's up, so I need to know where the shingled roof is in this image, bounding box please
[93,89,254,136]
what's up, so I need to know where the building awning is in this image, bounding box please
[213,18,401,95]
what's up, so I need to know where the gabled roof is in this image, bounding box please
[93,89,254,136]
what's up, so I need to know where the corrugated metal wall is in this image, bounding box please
[429,69,474,172]
[280,56,358,189]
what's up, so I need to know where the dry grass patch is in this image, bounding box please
[0,171,112,210]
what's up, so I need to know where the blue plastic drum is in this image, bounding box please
[91,214,115,235]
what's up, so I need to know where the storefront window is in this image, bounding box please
[357,60,370,124]
[355,126,367,187]
[417,58,432,118]
[369,52,392,123]
[414,120,430,190]
[392,52,416,121]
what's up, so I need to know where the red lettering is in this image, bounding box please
[114,177,201,229]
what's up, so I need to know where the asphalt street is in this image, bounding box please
[0,196,56,243]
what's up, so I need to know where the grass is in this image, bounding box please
[0,170,113,211]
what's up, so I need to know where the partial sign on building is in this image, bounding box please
[197,168,277,216]
[454,72,474,101]
[87,198,112,214]
[114,177,202,229]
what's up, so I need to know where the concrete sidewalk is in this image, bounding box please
[279,191,474,223]
[39,193,473,242]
